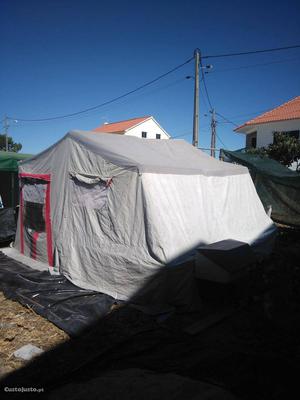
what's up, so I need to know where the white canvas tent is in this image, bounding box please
[14,131,276,301]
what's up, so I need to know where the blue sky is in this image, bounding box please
[1,0,300,154]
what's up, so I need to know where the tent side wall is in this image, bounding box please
[141,172,276,264]
[54,140,160,299]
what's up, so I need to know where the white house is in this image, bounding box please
[235,96,300,149]
[93,116,170,139]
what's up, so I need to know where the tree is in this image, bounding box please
[268,132,300,170]
[247,132,300,171]
[0,134,22,152]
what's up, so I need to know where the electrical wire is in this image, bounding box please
[202,44,300,59]
[171,132,192,139]
[198,62,229,149]
[12,77,188,128]
[215,112,239,127]
[8,57,194,122]
[200,59,213,111]
[217,109,271,119]
[216,132,227,149]
[7,43,300,129]
[208,57,300,74]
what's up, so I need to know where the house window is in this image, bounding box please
[156,134,161,139]
[246,132,257,149]
[251,137,257,148]
[141,131,147,138]
[273,130,300,143]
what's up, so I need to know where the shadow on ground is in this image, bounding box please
[1,227,300,399]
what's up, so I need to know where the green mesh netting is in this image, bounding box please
[0,151,33,172]
[221,149,300,227]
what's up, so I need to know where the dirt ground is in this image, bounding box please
[0,292,68,378]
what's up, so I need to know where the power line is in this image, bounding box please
[208,56,300,74]
[12,77,188,127]
[7,44,300,125]
[198,66,229,150]
[216,133,227,149]
[217,109,270,120]
[198,61,229,149]
[215,112,239,127]
[171,132,192,139]
[202,44,300,59]
[9,57,194,122]
[200,58,213,110]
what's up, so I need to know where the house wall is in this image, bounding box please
[124,118,170,139]
[253,119,300,148]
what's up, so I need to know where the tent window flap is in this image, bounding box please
[71,174,110,210]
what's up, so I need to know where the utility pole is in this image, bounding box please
[3,115,9,152]
[210,109,216,158]
[192,49,200,148]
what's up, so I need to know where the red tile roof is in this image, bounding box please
[235,96,300,131]
[93,116,151,133]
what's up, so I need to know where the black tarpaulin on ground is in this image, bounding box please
[0,208,16,243]
[0,252,116,336]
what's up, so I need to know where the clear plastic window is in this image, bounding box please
[22,179,47,232]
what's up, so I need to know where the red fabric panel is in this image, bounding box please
[31,231,39,260]
[20,186,24,254]
[19,172,51,181]
[45,182,53,267]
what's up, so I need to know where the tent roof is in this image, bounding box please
[0,151,33,172]
[66,130,248,176]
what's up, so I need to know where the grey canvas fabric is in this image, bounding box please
[68,131,248,176]
[14,131,276,301]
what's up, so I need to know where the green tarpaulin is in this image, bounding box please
[221,149,300,227]
[0,151,33,172]
[0,151,33,208]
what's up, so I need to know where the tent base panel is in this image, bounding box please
[1,246,49,271]
[0,252,202,335]
[0,252,116,336]
[62,257,202,313]
[130,260,202,313]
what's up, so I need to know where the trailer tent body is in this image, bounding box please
[15,131,276,300]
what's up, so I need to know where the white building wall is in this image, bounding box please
[255,119,300,147]
[124,118,170,139]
